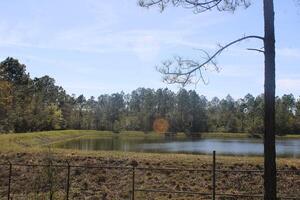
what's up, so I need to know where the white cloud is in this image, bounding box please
[277,79,300,92]
[218,64,263,78]
[0,23,199,61]
[173,11,227,30]
[0,0,222,62]
[277,48,300,59]
[132,35,160,62]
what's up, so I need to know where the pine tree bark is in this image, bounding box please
[263,0,277,199]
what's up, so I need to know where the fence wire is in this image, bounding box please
[0,151,299,200]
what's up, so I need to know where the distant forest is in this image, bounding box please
[0,57,299,135]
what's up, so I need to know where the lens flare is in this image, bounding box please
[153,118,169,134]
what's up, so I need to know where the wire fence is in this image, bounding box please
[0,151,299,200]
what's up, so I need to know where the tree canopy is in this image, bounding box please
[1,57,299,135]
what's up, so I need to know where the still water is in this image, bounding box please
[54,137,300,158]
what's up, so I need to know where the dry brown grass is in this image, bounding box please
[0,151,299,200]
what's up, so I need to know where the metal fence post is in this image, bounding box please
[66,161,71,200]
[48,161,53,200]
[132,166,135,200]
[7,162,12,200]
[212,151,216,200]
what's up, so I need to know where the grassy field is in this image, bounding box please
[0,130,299,199]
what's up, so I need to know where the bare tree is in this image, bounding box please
[139,0,277,199]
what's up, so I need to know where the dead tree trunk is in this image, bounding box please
[263,0,277,199]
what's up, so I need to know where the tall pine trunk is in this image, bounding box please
[263,0,276,199]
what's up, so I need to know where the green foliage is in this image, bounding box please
[112,120,121,133]
[0,57,300,135]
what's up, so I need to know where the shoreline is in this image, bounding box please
[0,130,299,159]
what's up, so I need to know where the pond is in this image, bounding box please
[54,137,300,158]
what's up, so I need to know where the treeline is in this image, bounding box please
[1,57,300,135]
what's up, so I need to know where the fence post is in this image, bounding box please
[132,166,135,200]
[48,161,53,200]
[7,161,12,200]
[66,161,71,200]
[212,151,216,200]
[130,160,138,200]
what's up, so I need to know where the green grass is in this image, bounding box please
[202,132,249,138]
[0,130,107,151]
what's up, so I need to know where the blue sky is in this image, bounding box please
[0,0,299,99]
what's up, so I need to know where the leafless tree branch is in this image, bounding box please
[138,0,251,13]
[247,48,265,53]
[157,35,264,86]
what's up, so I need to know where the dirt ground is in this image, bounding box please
[0,152,299,200]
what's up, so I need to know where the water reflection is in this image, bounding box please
[54,137,300,158]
